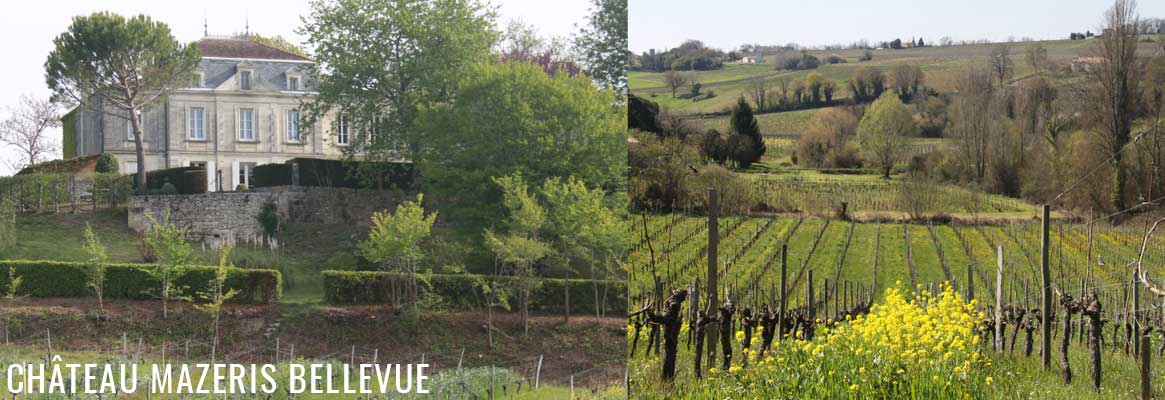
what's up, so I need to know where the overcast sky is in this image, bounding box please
[0,0,591,176]
[630,0,1165,53]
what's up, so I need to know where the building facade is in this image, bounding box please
[64,38,351,191]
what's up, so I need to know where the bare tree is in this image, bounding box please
[1087,0,1143,214]
[663,70,689,98]
[989,44,1013,87]
[0,95,60,170]
[1025,42,1049,75]
[747,77,770,112]
[891,64,924,99]
[949,67,999,181]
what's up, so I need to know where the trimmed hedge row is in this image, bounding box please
[131,166,207,194]
[0,260,281,304]
[251,158,415,190]
[322,271,625,314]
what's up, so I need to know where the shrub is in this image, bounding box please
[321,271,625,314]
[0,260,281,303]
[252,164,292,187]
[257,202,279,236]
[131,166,205,194]
[95,153,119,173]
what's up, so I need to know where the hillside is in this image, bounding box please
[631,37,1164,133]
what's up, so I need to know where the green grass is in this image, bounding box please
[2,209,367,302]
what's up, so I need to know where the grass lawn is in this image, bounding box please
[3,209,368,302]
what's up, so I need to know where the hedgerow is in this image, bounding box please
[0,260,281,304]
[322,270,625,314]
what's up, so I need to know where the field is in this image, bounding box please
[628,209,1165,398]
[746,170,1040,217]
[632,38,1164,134]
[630,213,1165,304]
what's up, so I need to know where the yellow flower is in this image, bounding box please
[849,384,858,391]
[729,365,742,373]
[985,376,993,385]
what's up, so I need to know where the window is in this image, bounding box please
[189,161,207,169]
[336,114,350,145]
[125,120,135,141]
[192,72,205,88]
[189,107,205,140]
[287,110,301,142]
[124,161,138,175]
[288,76,300,91]
[370,116,382,141]
[239,163,256,188]
[239,109,255,141]
[239,70,252,90]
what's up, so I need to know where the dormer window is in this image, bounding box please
[239,70,252,90]
[288,76,300,91]
[192,72,205,88]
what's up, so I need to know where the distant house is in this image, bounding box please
[737,56,764,64]
[1070,56,1104,73]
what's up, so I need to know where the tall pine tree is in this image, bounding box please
[729,97,765,168]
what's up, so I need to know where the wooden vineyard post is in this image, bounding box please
[1133,270,1140,359]
[967,264,974,302]
[707,187,719,365]
[996,245,1004,352]
[1041,204,1051,369]
[535,354,543,389]
[779,244,788,339]
[806,269,815,340]
[1141,331,1151,400]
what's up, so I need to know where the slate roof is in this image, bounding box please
[196,38,311,61]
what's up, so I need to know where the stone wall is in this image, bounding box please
[128,186,406,244]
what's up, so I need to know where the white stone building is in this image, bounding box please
[64,37,351,191]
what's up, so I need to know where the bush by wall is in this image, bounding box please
[252,164,292,187]
[322,271,625,314]
[131,167,206,194]
[250,158,416,190]
[0,260,281,304]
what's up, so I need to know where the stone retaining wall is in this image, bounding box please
[128,186,406,244]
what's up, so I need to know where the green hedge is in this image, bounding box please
[0,260,281,304]
[321,271,625,314]
[252,164,292,187]
[131,166,206,194]
[250,158,416,190]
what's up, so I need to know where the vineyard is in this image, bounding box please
[628,206,1165,398]
[748,173,1039,217]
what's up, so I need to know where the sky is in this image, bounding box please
[0,0,591,176]
[630,0,1165,53]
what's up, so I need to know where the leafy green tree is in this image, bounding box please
[299,0,499,167]
[484,173,553,336]
[416,62,625,229]
[541,176,624,317]
[729,97,765,168]
[358,193,438,313]
[574,0,627,94]
[82,223,108,313]
[858,92,916,178]
[196,244,239,363]
[143,210,194,319]
[471,276,511,349]
[94,153,119,174]
[3,267,21,300]
[45,12,200,194]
